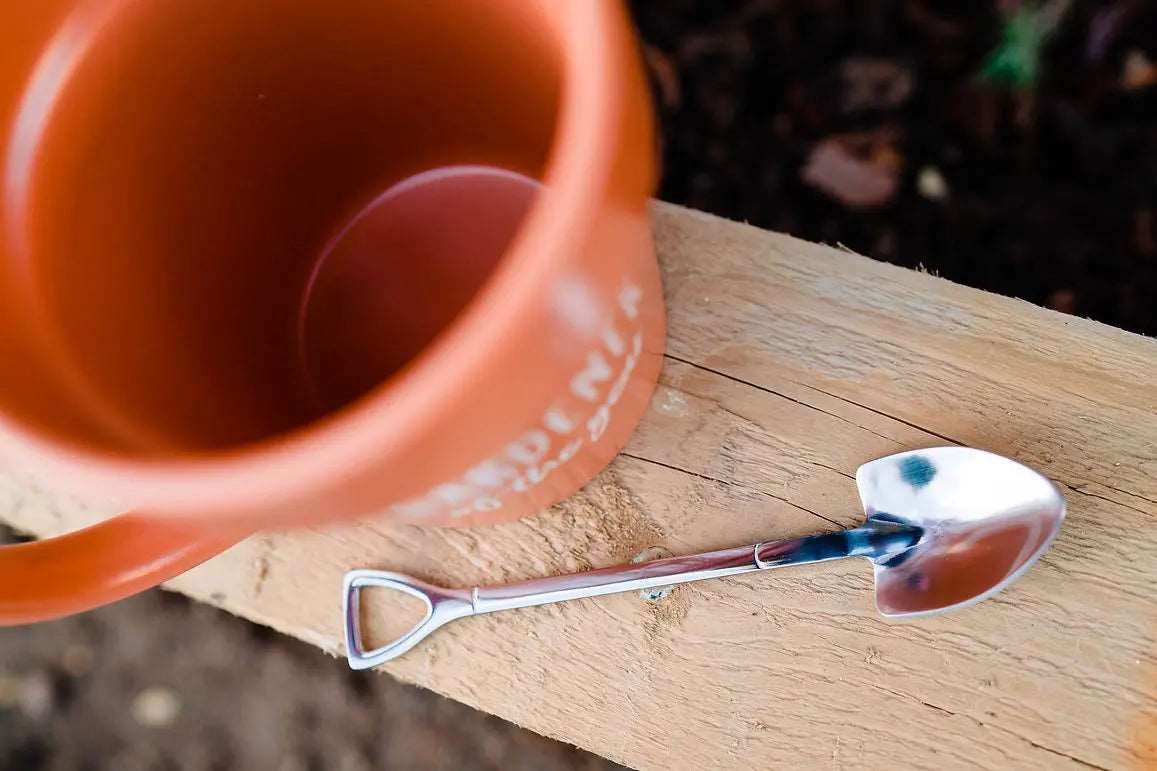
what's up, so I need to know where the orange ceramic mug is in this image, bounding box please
[0,0,663,623]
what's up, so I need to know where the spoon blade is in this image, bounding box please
[855,447,1065,617]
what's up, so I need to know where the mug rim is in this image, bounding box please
[0,0,631,515]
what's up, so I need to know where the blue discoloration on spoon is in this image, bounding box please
[900,454,937,489]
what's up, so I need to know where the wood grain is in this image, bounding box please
[4,202,1155,770]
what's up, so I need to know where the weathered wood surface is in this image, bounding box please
[4,202,1156,770]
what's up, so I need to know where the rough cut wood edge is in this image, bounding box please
[3,201,1155,771]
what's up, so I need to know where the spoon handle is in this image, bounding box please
[471,542,760,613]
[474,520,920,613]
[344,520,921,669]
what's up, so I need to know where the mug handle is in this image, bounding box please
[0,513,246,624]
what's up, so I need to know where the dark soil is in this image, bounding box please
[631,0,1157,336]
[3,3,1155,771]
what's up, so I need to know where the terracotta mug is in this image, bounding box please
[0,0,663,623]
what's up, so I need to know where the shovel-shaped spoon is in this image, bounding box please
[344,447,1064,669]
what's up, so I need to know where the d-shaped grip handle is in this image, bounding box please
[0,512,246,625]
[343,570,475,670]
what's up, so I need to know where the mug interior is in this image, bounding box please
[3,0,561,455]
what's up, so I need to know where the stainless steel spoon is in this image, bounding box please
[343,447,1064,670]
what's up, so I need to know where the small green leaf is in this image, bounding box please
[979,1,1071,90]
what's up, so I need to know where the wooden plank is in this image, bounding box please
[3,202,1155,770]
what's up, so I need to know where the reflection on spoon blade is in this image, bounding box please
[856,447,1065,617]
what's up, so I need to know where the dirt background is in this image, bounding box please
[2,2,1155,770]
[637,0,1156,336]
